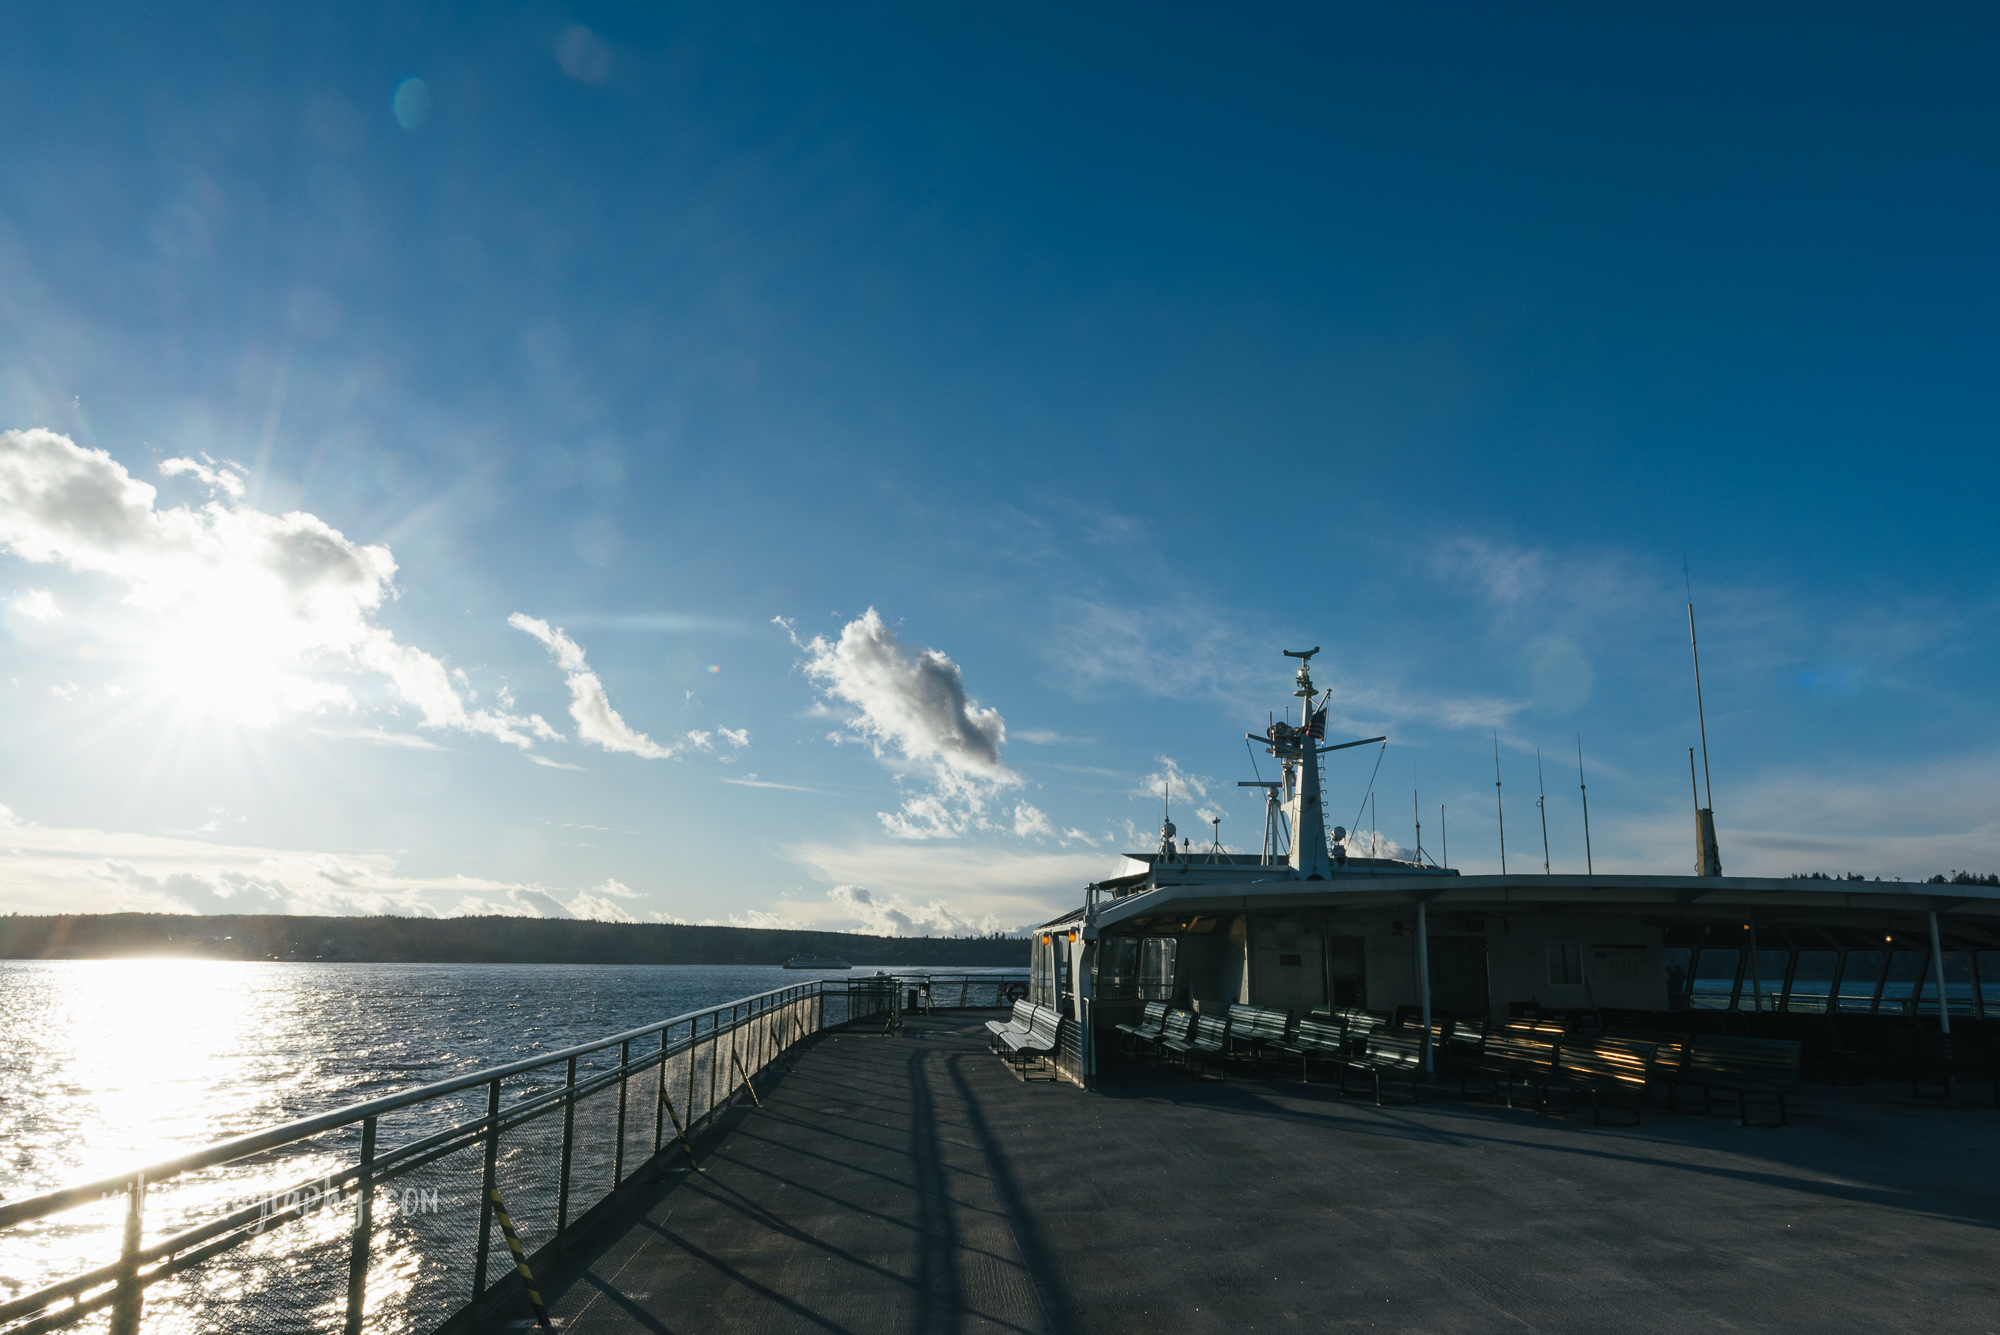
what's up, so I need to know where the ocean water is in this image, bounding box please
[0,958,1021,1326]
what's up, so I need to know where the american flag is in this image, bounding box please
[1304,707,1326,741]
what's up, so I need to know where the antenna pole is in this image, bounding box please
[1686,571,1715,811]
[1688,749,1699,811]
[1536,748,1551,875]
[1493,733,1507,874]
[1576,735,1593,875]
[1414,789,1422,867]
[1441,805,1448,871]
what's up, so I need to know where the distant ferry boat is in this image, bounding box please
[783,955,852,970]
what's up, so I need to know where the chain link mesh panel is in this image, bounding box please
[360,1139,486,1335]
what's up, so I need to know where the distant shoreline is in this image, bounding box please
[0,912,1028,967]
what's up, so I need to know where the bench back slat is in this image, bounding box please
[1557,1037,1657,1089]
[1228,1005,1293,1041]
[1293,1017,1345,1048]
[1686,1035,1802,1085]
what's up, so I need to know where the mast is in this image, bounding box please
[1577,735,1593,875]
[1282,648,1331,879]
[1687,565,1723,876]
[1536,748,1551,875]
[1493,733,1507,874]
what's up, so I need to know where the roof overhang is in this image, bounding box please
[1072,873,2000,932]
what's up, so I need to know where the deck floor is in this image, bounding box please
[534,1011,2000,1334]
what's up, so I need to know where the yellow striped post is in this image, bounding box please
[486,1187,554,1332]
[731,1048,764,1108]
[657,1084,701,1171]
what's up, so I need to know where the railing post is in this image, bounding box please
[654,1028,669,1157]
[108,1172,144,1335]
[473,1078,502,1301]
[707,1013,719,1115]
[686,1018,698,1129]
[614,1039,631,1186]
[557,1056,576,1240]
[342,1117,377,1335]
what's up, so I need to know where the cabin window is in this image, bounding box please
[1735,950,1789,1011]
[1096,937,1139,1000]
[1916,951,1976,1017]
[1877,951,1927,1015]
[1546,943,1583,987]
[1785,950,1839,1012]
[1030,936,1057,1008]
[1138,937,1178,1001]
[1836,950,1885,1012]
[1979,952,2000,1018]
[1687,947,1740,1009]
[1661,947,1693,1009]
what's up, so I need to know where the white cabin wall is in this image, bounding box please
[1480,915,1666,1016]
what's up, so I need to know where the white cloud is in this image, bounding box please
[1137,756,1209,804]
[723,773,817,792]
[13,589,60,622]
[509,613,674,758]
[803,607,1010,779]
[159,453,246,500]
[0,429,551,749]
[801,607,1020,840]
[511,888,575,918]
[781,838,1119,932]
[1013,803,1054,839]
[0,802,655,918]
[566,892,637,923]
[312,727,443,751]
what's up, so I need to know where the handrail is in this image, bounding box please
[1,968,1024,1335]
[0,977,819,1228]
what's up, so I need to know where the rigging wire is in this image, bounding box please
[1349,740,1388,843]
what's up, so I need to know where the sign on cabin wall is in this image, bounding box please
[1592,945,1647,982]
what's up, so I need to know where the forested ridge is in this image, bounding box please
[0,913,1028,966]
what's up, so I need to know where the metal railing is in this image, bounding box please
[0,971,1025,1335]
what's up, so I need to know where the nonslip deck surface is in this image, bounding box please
[535,1013,2000,1334]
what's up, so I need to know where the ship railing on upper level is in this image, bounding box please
[0,971,1026,1335]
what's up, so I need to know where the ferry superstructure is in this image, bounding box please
[1026,648,2000,1085]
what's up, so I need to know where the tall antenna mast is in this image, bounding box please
[1440,805,1448,871]
[1576,735,1593,875]
[1492,733,1507,874]
[1686,558,1714,810]
[1685,559,1723,876]
[1414,789,1423,866]
[1536,748,1551,875]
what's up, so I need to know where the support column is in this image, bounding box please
[1416,900,1433,1076]
[1928,908,1958,1105]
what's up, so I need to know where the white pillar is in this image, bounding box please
[1928,909,1953,1036]
[1416,899,1433,1075]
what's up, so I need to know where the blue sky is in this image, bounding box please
[0,3,1995,932]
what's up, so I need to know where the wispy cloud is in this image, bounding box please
[510,613,676,759]
[723,773,817,792]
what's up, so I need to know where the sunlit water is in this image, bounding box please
[0,960,1018,1331]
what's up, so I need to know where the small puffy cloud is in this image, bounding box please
[0,428,550,748]
[801,608,1019,840]
[1013,803,1054,839]
[511,888,575,918]
[566,892,637,923]
[1138,757,1209,803]
[803,608,1009,781]
[159,454,246,499]
[824,883,1001,937]
[594,877,640,898]
[510,613,674,758]
[13,589,60,622]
